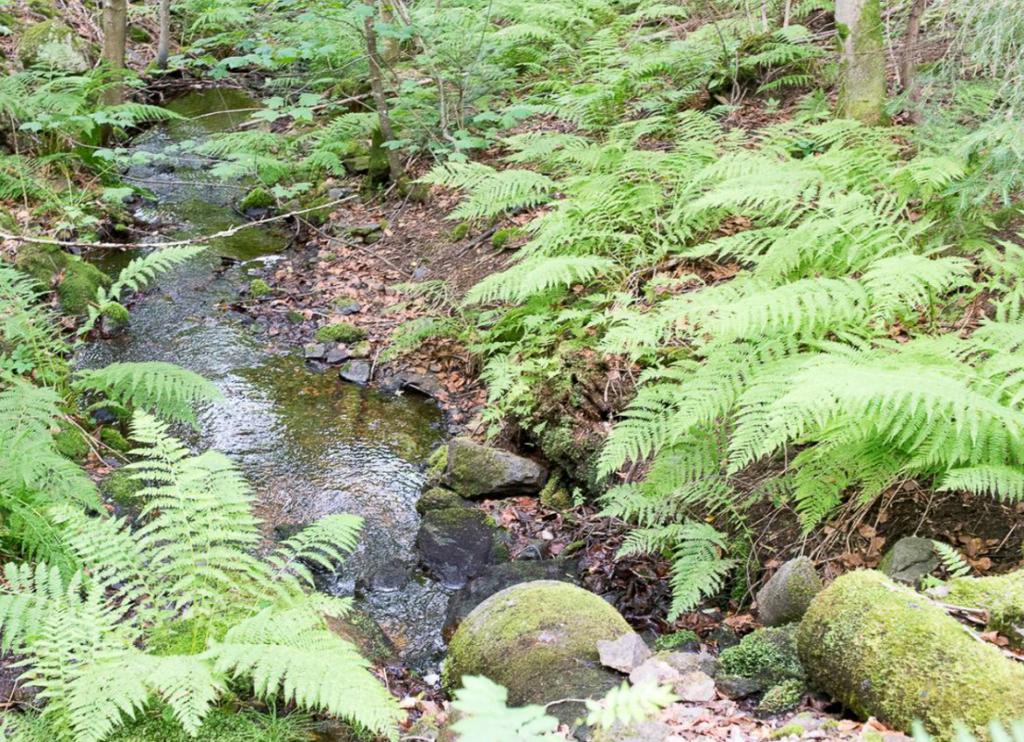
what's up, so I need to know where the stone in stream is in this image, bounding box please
[597,632,651,674]
[415,486,469,516]
[339,360,371,385]
[443,437,548,498]
[755,556,822,626]
[444,580,631,726]
[442,558,579,639]
[415,507,505,588]
[880,536,938,585]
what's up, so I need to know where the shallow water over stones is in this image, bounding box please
[77,89,454,665]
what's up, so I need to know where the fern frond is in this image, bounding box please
[73,362,220,426]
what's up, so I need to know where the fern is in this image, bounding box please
[0,413,400,741]
[931,541,972,578]
[73,362,221,426]
[421,161,555,223]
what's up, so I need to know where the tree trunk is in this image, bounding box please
[798,570,1024,738]
[378,0,401,65]
[156,0,171,69]
[898,0,927,121]
[101,0,128,106]
[835,0,887,125]
[363,12,405,185]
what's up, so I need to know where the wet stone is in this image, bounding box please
[716,674,765,699]
[325,345,350,364]
[880,536,939,585]
[304,343,327,360]
[415,507,503,589]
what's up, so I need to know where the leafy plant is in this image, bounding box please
[0,413,400,742]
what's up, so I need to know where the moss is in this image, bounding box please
[54,425,90,462]
[445,581,629,719]
[416,486,467,515]
[426,444,448,483]
[450,222,471,242]
[315,322,366,344]
[286,310,304,324]
[17,243,111,316]
[945,572,1024,648]
[100,426,131,453]
[491,228,516,249]
[239,187,275,211]
[101,301,130,325]
[757,679,805,714]
[654,629,700,651]
[128,25,152,42]
[327,609,396,666]
[770,723,806,739]
[539,474,572,511]
[249,278,272,298]
[102,468,143,506]
[720,625,803,687]
[798,570,1024,738]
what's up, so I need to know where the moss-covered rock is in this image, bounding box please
[797,569,1024,737]
[101,468,144,506]
[539,474,573,511]
[100,301,131,335]
[720,625,803,687]
[239,187,275,211]
[18,19,91,72]
[16,243,110,316]
[443,437,548,498]
[416,506,505,588]
[315,322,366,344]
[100,426,131,453]
[415,486,468,515]
[757,678,805,715]
[445,580,630,725]
[944,571,1024,649]
[54,425,90,462]
[106,707,311,741]
[426,445,448,484]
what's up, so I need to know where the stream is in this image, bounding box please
[78,88,453,667]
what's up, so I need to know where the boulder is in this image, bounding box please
[879,536,938,585]
[657,650,718,678]
[797,569,1024,737]
[442,558,579,639]
[415,507,504,588]
[715,674,764,699]
[18,20,91,72]
[415,486,469,516]
[719,625,803,692]
[676,671,716,703]
[943,570,1024,648]
[444,580,630,724]
[16,243,110,316]
[597,632,651,674]
[756,556,822,627]
[443,437,548,498]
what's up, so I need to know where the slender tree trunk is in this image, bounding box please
[378,0,401,65]
[899,0,927,121]
[101,0,128,106]
[363,12,405,184]
[156,0,171,69]
[835,0,887,125]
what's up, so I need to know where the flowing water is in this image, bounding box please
[78,89,452,666]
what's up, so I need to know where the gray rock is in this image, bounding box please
[592,720,675,742]
[716,674,765,699]
[442,558,579,638]
[880,536,938,585]
[411,266,430,281]
[386,371,444,399]
[303,343,327,360]
[347,222,384,238]
[597,632,652,674]
[657,650,718,678]
[675,670,716,702]
[19,20,91,72]
[336,302,361,316]
[325,346,350,364]
[340,360,371,385]
[628,658,679,687]
[327,187,353,200]
[415,507,503,588]
[444,437,548,498]
[756,556,823,626]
